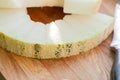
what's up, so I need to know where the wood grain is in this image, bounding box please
[0,0,116,80]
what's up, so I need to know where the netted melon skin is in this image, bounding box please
[0,23,113,59]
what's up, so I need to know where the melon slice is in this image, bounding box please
[0,9,113,59]
[0,0,102,15]
[0,0,64,8]
[64,0,102,15]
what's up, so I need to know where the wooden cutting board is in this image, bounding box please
[0,0,116,80]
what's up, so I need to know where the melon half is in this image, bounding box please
[0,8,113,59]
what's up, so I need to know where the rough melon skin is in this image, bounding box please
[0,9,114,59]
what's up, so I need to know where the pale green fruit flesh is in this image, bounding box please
[0,0,64,8]
[64,0,102,14]
[0,0,101,15]
[0,9,114,59]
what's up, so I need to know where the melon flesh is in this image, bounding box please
[0,0,102,15]
[0,9,113,59]
[0,0,64,8]
[64,0,102,15]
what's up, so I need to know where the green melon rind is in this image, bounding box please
[0,22,113,59]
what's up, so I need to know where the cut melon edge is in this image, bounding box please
[0,22,114,59]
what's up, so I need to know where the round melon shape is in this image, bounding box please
[0,8,114,59]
